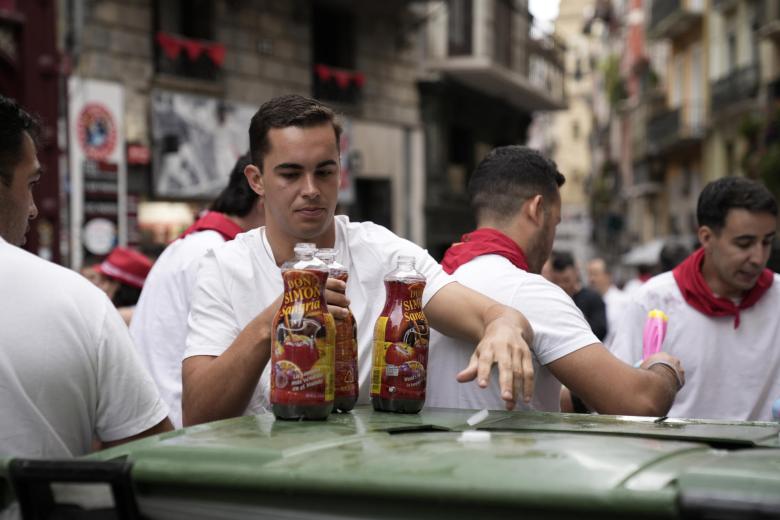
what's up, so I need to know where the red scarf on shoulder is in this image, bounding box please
[441,228,529,274]
[672,247,774,329]
[179,211,243,241]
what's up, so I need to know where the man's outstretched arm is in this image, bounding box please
[548,344,684,417]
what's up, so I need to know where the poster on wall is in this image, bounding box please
[68,77,126,269]
[151,90,256,198]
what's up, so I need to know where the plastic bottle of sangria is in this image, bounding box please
[371,256,430,413]
[271,243,336,420]
[315,248,358,412]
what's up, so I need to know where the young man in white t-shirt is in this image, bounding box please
[130,154,265,428]
[0,95,172,458]
[427,146,684,415]
[611,177,779,421]
[182,95,536,425]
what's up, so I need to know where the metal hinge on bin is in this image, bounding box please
[8,459,139,520]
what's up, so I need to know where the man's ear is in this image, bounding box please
[525,194,544,226]
[244,163,264,197]
[698,225,713,249]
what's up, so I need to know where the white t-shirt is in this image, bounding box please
[603,285,630,347]
[0,237,169,458]
[610,271,780,421]
[427,254,600,412]
[184,215,454,415]
[130,230,226,428]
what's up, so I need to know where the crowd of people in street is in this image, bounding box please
[1,92,779,463]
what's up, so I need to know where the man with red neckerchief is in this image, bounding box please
[611,176,779,421]
[130,153,264,428]
[428,146,684,415]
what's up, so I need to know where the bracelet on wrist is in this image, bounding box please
[645,360,684,390]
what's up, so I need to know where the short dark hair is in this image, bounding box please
[209,152,258,217]
[697,176,778,232]
[112,284,142,307]
[659,241,690,272]
[468,145,565,223]
[248,95,342,169]
[550,250,575,272]
[0,95,41,187]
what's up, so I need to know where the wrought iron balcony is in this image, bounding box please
[712,0,738,11]
[312,64,363,106]
[646,103,704,155]
[648,0,704,41]
[628,158,664,197]
[758,0,780,41]
[710,64,760,114]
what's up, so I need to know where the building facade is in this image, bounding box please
[2,0,565,267]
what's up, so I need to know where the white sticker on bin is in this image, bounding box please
[466,408,489,426]
[458,430,492,443]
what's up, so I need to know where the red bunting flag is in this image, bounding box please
[155,31,226,68]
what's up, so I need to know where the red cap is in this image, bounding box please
[95,247,153,289]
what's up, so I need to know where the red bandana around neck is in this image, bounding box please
[179,211,243,241]
[672,247,774,329]
[441,228,529,275]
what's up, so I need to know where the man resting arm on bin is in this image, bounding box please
[426,146,684,416]
[181,95,534,426]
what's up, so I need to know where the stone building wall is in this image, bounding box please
[72,0,422,146]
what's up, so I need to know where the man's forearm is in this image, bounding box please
[590,366,678,417]
[182,316,272,426]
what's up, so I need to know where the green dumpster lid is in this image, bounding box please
[3,406,780,519]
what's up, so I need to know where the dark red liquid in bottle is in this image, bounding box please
[371,256,429,413]
[316,248,358,412]
[271,243,335,420]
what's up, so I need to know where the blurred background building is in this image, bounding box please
[1,0,778,273]
[532,0,780,280]
[0,0,565,267]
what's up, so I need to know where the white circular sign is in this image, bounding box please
[83,218,116,255]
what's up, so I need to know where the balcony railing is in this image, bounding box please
[312,64,364,105]
[154,32,223,82]
[647,103,704,154]
[711,64,760,114]
[758,0,780,41]
[712,0,738,10]
[630,158,665,196]
[648,0,704,40]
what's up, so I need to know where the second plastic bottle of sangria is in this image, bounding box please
[371,256,430,413]
[315,248,358,412]
[271,243,336,420]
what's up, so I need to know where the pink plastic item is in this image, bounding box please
[642,309,668,361]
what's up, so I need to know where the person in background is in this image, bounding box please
[547,250,608,341]
[427,145,683,416]
[89,246,153,325]
[623,263,655,299]
[611,177,779,421]
[130,153,264,428]
[0,94,172,458]
[182,95,535,426]
[659,240,691,272]
[586,257,629,347]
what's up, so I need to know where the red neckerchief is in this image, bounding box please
[672,247,774,329]
[441,228,529,274]
[179,211,242,241]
